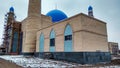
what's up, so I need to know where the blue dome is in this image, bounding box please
[9,7,14,12]
[46,9,68,22]
[88,6,93,11]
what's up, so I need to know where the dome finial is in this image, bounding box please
[88,5,93,11]
[55,2,58,9]
[9,6,14,12]
[88,5,94,17]
[55,4,57,9]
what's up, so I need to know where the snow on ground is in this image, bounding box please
[0,55,77,68]
[0,55,120,68]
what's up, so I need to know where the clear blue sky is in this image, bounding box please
[0,0,120,49]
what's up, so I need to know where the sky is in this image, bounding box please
[0,0,120,49]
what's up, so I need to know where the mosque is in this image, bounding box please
[2,0,111,64]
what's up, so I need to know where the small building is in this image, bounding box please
[108,42,119,55]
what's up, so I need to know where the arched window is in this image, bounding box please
[12,32,18,52]
[50,29,56,52]
[64,24,73,52]
[39,33,44,52]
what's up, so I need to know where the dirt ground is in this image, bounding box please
[0,58,22,68]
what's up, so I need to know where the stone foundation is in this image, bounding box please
[38,52,111,64]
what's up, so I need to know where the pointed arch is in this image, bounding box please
[64,24,73,52]
[39,33,44,52]
[49,29,56,52]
